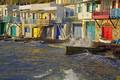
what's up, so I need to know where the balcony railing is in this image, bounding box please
[2,16,10,22]
[1,16,21,23]
[24,19,37,24]
[62,0,83,5]
[110,8,120,18]
[12,17,21,24]
[93,8,120,19]
[36,19,55,26]
[63,15,78,23]
[92,10,110,19]
[0,16,55,26]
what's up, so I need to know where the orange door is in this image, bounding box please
[102,27,112,40]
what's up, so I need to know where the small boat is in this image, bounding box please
[66,46,107,55]
[66,41,120,59]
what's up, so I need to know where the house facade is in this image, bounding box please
[56,0,78,40]
[56,0,96,41]
[77,0,95,41]
[93,0,120,41]
[0,5,8,36]
[0,0,119,42]
[56,0,120,42]
[6,2,57,39]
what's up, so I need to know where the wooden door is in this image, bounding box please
[86,22,95,40]
[73,24,82,39]
[11,25,16,37]
[33,28,40,38]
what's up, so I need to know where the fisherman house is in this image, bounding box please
[56,0,96,45]
[0,5,8,36]
[0,0,120,42]
[0,2,56,40]
[93,0,120,41]
[56,0,120,44]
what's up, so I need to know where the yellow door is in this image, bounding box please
[33,28,40,38]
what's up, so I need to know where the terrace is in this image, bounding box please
[92,10,110,19]
[110,8,120,18]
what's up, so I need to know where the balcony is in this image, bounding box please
[82,0,94,2]
[11,17,21,24]
[2,16,21,24]
[92,10,110,19]
[36,19,51,26]
[62,0,82,5]
[21,18,55,26]
[2,16,10,22]
[63,15,78,23]
[24,19,36,24]
[110,8,120,18]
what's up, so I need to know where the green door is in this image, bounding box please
[0,23,1,35]
[86,22,95,40]
[0,22,7,35]
[11,25,16,37]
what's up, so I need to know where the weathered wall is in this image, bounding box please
[95,20,120,41]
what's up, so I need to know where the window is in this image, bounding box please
[33,13,35,19]
[87,3,92,12]
[40,13,44,19]
[0,11,2,16]
[92,0,101,11]
[92,3,96,11]
[24,12,27,19]
[28,13,30,18]
[102,0,111,10]
[119,0,120,8]
[77,4,81,13]
[13,12,16,17]
[70,11,74,16]
[25,27,30,33]
[5,10,7,16]
[112,1,116,8]
[20,12,23,18]
[66,11,69,17]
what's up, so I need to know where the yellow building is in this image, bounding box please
[10,3,57,39]
[30,3,56,39]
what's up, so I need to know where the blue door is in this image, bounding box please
[86,22,95,40]
[73,24,82,39]
[56,26,61,39]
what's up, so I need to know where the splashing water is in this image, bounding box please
[67,38,92,47]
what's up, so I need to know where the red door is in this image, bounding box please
[102,27,112,40]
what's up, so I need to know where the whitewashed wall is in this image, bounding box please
[77,3,92,20]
